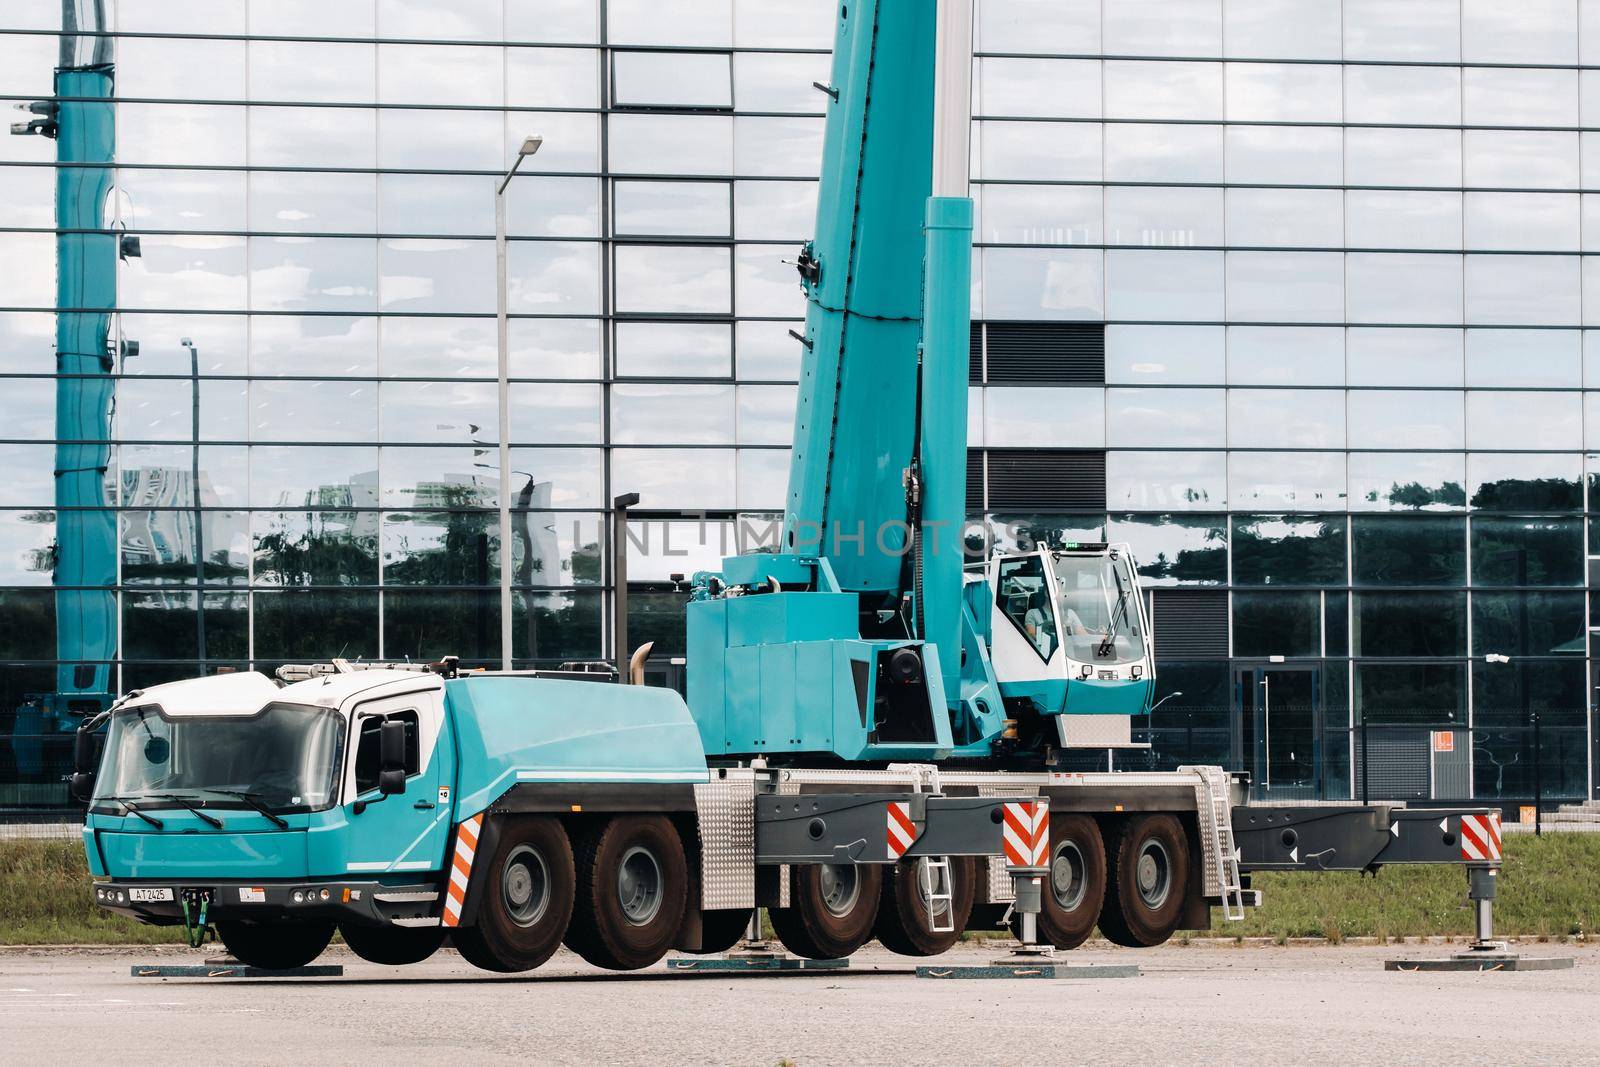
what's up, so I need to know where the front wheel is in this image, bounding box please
[215,920,334,970]
[567,815,689,970]
[338,923,446,966]
[1099,814,1190,948]
[452,816,576,973]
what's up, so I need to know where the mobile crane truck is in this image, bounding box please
[75,0,1501,972]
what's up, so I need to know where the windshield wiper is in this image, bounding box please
[203,789,290,830]
[1097,570,1132,660]
[99,796,164,829]
[152,794,224,829]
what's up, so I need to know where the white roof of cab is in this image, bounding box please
[118,668,439,717]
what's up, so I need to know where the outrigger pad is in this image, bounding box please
[131,964,343,979]
[1384,954,1575,973]
[666,956,848,972]
[916,962,1139,980]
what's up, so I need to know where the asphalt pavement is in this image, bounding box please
[2,941,1595,1065]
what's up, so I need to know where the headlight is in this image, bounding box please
[318,888,330,901]
[292,890,304,903]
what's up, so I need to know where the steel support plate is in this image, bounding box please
[132,964,343,978]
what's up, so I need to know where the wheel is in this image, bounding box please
[566,815,689,970]
[1099,814,1190,948]
[1009,813,1106,950]
[676,908,755,955]
[768,862,883,960]
[874,856,976,956]
[338,922,447,966]
[452,816,576,973]
[215,920,334,970]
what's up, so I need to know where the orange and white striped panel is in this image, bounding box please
[1002,800,1049,869]
[441,813,483,928]
[886,801,917,860]
[1459,812,1502,863]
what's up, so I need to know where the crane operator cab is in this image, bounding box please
[983,543,1154,749]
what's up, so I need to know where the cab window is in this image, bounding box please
[353,710,420,795]
[996,556,1058,662]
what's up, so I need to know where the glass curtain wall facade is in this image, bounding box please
[1,0,1597,805]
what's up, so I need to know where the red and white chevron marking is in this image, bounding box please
[886,801,917,860]
[1459,812,1502,862]
[441,813,484,928]
[1002,800,1049,868]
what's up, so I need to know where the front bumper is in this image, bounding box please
[92,878,444,928]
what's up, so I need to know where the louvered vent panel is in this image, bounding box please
[985,449,1105,511]
[984,322,1105,384]
[966,449,984,512]
[969,322,983,383]
[1151,590,1229,660]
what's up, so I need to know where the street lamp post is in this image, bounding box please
[180,336,205,667]
[497,134,542,671]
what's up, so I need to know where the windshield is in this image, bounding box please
[1051,553,1146,666]
[93,702,345,813]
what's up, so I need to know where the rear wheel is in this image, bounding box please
[768,862,882,960]
[567,815,689,970]
[874,856,976,956]
[215,920,334,970]
[338,923,446,966]
[1009,813,1106,950]
[452,816,575,972]
[1099,814,1190,948]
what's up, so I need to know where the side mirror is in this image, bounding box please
[378,720,407,796]
[69,772,96,803]
[70,726,100,801]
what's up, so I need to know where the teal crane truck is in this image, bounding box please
[75,0,1501,972]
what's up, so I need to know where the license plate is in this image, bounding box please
[127,887,173,903]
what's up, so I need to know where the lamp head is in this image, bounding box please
[518,135,543,157]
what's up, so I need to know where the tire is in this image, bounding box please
[768,863,883,960]
[338,923,447,966]
[874,856,976,956]
[452,816,576,973]
[1009,813,1106,950]
[1098,813,1190,948]
[566,815,689,970]
[676,908,755,955]
[215,920,334,970]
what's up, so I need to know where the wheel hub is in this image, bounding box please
[1050,841,1087,911]
[502,844,551,927]
[916,858,952,920]
[1134,838,1171,910]
[618,845,664,926]
[818,863,860,917]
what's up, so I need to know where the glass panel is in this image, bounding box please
[611,448,735,510]
[1225,0,1341,60]
[1465,193,1579,253]
[1105,187,1221,247]
[508,383,603,443]
[985,515,1108,556]
[1466,393,1580,451]
[1463,0,1576,63]
[1466,255,1581,326]
[380,318,496,380]
[1225,125,1342,185]
[1106,388,1225,448]
[615,321,732,378]
[381,512,499,587]
[610,384,735,445]
[508,241,602,315]
[614,181,731,237]
[124,445,247,509]
[122,591,247,661]
[980,249,1104,320]
[733,116,824,177]
[1104,62,1223,121]
[380,448,498,509]
[250,237,377,313]
[0,510,54,585]
[1347,254,1463,325]
[1,377,59,439]
[976,0,1100,54]
[1344,65,1460,125]
[1351,515,1466,585]
[1468,453,1583,510]
[1227,453,1347,511]
[1356,663,1465,722]
[514,588,605,662]
[247,39,374,104]
[248,446,379,508]
[1104,123,1222,183]
[379,382,497,445]
[1224,189,1341,249]
[250,0,376,35]
[614,50,732,109]
[1345,128,1461,188]
[1226,252,1343,322]
[250,316,376,378]
[1354,592,1466,657]
[508,447,605,509]
[734,52,830,112]
[385,591,500,661]
[249,172,376,236]
[121,103,249,167]
[1106,514,1227,586]
[607,0,730,45]
[1227,326,1343,386]
[737,386,796,446]
[1233,591,1321,657]
[1465,330,1581,388]
[118,169,247,234]
[250,380,377,444]
[251,105,374,169]
[736,244,805,317]
[509,319,603,380]
[736,321,803,381]
[379,239,494,314]
[504,0,600,42]
[1231,515,1347,586]
[1462,68,1577,128]
[119,236,247,312]
[377,44,501,107]
[1345,191,1462,252]
[1105,325,1225,384]
[615,246,731,314]
[734,181,818,241]
[506,46,601,109]
[1346,328,1463,387]
[979,121,1102,181]
[738,448,790,510]
[626,517,739,582]
[1472,517,1584,586]
[1227,62,1341,123]
[1344,0,1460,62]
[1107,451,1226,511]
[1105,251,1223,321]
[379,174,495,237]
[983,387,1105,448]
[978,59,1100,120]
[504,512,604,587]
[251,511,378,586]
[1472,592,1586,658]
[1467,131,1578,190]
[611,114,734,175]
[119,511,247,586]
[980,185,1101,246]
[1348,390,1464,449]
[1228,390,1343,448]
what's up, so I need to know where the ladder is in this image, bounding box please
[920,856,956,933]
[1183,766,1246,921]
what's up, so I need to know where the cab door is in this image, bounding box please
[341,690,456,875]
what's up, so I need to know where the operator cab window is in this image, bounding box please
[353,710,420,795]
[997,556,1058,662]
